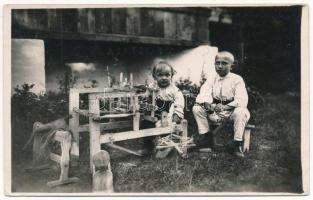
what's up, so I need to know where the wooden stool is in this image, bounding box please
[211,121,255,153]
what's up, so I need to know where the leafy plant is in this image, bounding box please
[11,83,69,158]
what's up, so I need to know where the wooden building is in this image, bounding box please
[11,7,225,93]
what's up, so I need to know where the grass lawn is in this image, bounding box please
[11,93,303,194]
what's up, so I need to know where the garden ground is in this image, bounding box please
[11,93,303,194]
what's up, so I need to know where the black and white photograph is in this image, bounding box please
[3,3,308,195]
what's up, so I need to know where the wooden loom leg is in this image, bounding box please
[161,111,168,127]
[89,94,101,174]
[243,128,251,153]
[69,89,80,158]
[133,112,140,131]
[133,96,140,131]
[47,132,79,187]
[181,120,188,157]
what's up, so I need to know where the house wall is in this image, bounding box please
[11,39,46,94]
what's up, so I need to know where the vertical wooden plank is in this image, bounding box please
[243,129,251,152]
[141,9,164,37]
[95,8,112,33]
[176,13,196,40]
[69,89,80,157]
[78,9,88,33]
[89,93,101,174]
[181,119,188,140]
[59,132,71,181]
[61,9,78,32]
[78,8,95,33]
[140,9,153,36]
[126,8,141,35]
[15,9,47,30]
[29,9,48,30]
[164,12,177,39]
[111,8,127,34]
[12,9,29,28]
[133,112,140,131]
[151,90,156,117]
[196,15,209,43]
[48,9,62,31]
[153,10,165,38]
[133,96,140,131]
[88,8,96,33]
[160,111,168,127]
[181,119,188,158]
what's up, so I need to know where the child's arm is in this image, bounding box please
[172,88,185,120]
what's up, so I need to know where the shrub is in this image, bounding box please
[11,83,69,155]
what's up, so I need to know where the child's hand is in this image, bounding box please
[214,103,223,112]
[203,102,215,114]
[172,113,182,124]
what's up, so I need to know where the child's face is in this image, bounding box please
[154,64,172,88]
[215,56,232,77]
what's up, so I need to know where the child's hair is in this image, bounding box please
[152,61,176,79]
[215,51,235,65]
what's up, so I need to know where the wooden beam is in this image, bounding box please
[78,121,132,132]
[142,115,158,123]
[13,30,198,47]
[94,113,134,120]
[151,7,212,17]
[89,93,101,173]
[47,177,80,188]
[100,126,180,143]
[50,153,61,163]
[53,130,68,142]
[69,89,80,157]
[105,143,143,156]
[24,164,52,172]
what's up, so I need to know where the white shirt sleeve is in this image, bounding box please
[173,88,185,119]
[227,78,249,108]
[195,79,213,104]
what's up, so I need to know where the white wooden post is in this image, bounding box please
[243,128,251,152]
[89,93,101,174]
[181,119,188,157]
[133,96,140,131]
[151,90,156,117]
[181,119,188,140]
[160,111,168,127]
[69,89,80,157]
